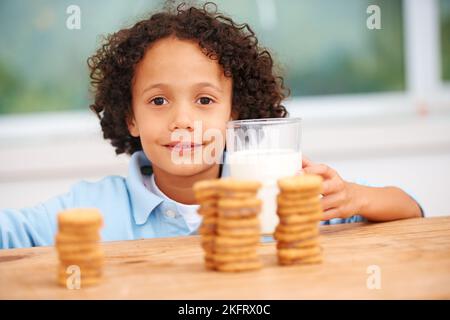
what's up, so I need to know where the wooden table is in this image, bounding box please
[1,216,449,299]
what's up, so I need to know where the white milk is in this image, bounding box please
[227,149,302,234]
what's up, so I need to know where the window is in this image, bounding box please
[0,0,159,114]
[0,0,447,116]
[440,0,450,82]
[218,0,405,96]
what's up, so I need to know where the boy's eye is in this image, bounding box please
[150,97,168,105]
[197,97,214,105]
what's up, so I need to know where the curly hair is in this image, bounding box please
[88,1,290,155]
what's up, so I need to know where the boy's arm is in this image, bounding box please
[302,157,424,223]
[349,183,423,222]
[0,191,74,249]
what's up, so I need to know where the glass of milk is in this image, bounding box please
[225,118,302,234]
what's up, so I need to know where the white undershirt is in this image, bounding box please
[145,174,201,232]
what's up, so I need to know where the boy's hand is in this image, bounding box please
[301,156,362,221]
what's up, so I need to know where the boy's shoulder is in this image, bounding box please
[69,175,129,202]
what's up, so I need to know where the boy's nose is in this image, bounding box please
[169,107,194,131]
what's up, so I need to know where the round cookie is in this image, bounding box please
[213,251,258,264]
[56,244,100,255]
[193,179,221,201]
[218,207,260,219]
[218,198,261,219]
[215,259,262,272]
[219,178,262,192]
[217,217,259,228]
[198,224,216,236]
[277,174,323,193]
[276,237,321,249]
[58,250,105,264]
[275,222,318,233]
[278,212,323,224]
[217,225,260,237]
[197,203,217,217]
[214,244,257,254]
[277,203,323,216]
[214,235,260,247]
[274,227,319,242]
[58,225,102,236]
[218,190,258,200]
[278,190,323,200]
[277,195,321,208]
[201,235,215,252]
[58,265,102,277]
[198,216,217,235]
[55,232,101,244]
[278,254,323,266]
[58,208,103,228]
[277,246,322,260]
[58,275,102,287]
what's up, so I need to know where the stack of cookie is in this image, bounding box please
[275,174,324,265]
[55,208,104,287]
[194,178,263,272]
[193,179,221,270]
[214,178,262,272]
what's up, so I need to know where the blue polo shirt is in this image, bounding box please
[1,151,421,249]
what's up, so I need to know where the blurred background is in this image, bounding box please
[0,0,449,216]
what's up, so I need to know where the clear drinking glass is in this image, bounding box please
[225,117,302,234]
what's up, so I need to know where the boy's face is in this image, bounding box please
[129,36,233,177]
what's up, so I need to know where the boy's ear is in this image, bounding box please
[127,114,140,137]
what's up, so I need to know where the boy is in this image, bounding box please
[0,2,423,249]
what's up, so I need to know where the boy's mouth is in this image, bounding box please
[163,141,204,152]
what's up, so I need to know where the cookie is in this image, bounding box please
[214,235,260,247]
[276,237,320,249]
[277,174,323,193]
[56,243,100,255]
[274,227,319,242]
[200,235,215,252]
[277,204,323,216]
[215,259,262,272]
[58,249,105,263]
[58,208,103,229]
[193,179,221,201]
[217,217,260,237]
[214,244,258,254]
[55,232,101,244]
[278,212,323,224]
[217,226,260,237]
[213,251,258,264]
[219,178,262,192]
[58,265,102,277]
[218,198,262,219]
[277,194,321,208]
[57,275,102,287]
[219,190,259,199]
[277,246,322,260]
[278,254,323,266]
[217,217,259,228]
[275,222,318,233]
[198,216,217,235]
[197,205,217,217]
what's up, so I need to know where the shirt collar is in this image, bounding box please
[126,150,229,225]
[126,151,164,225]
